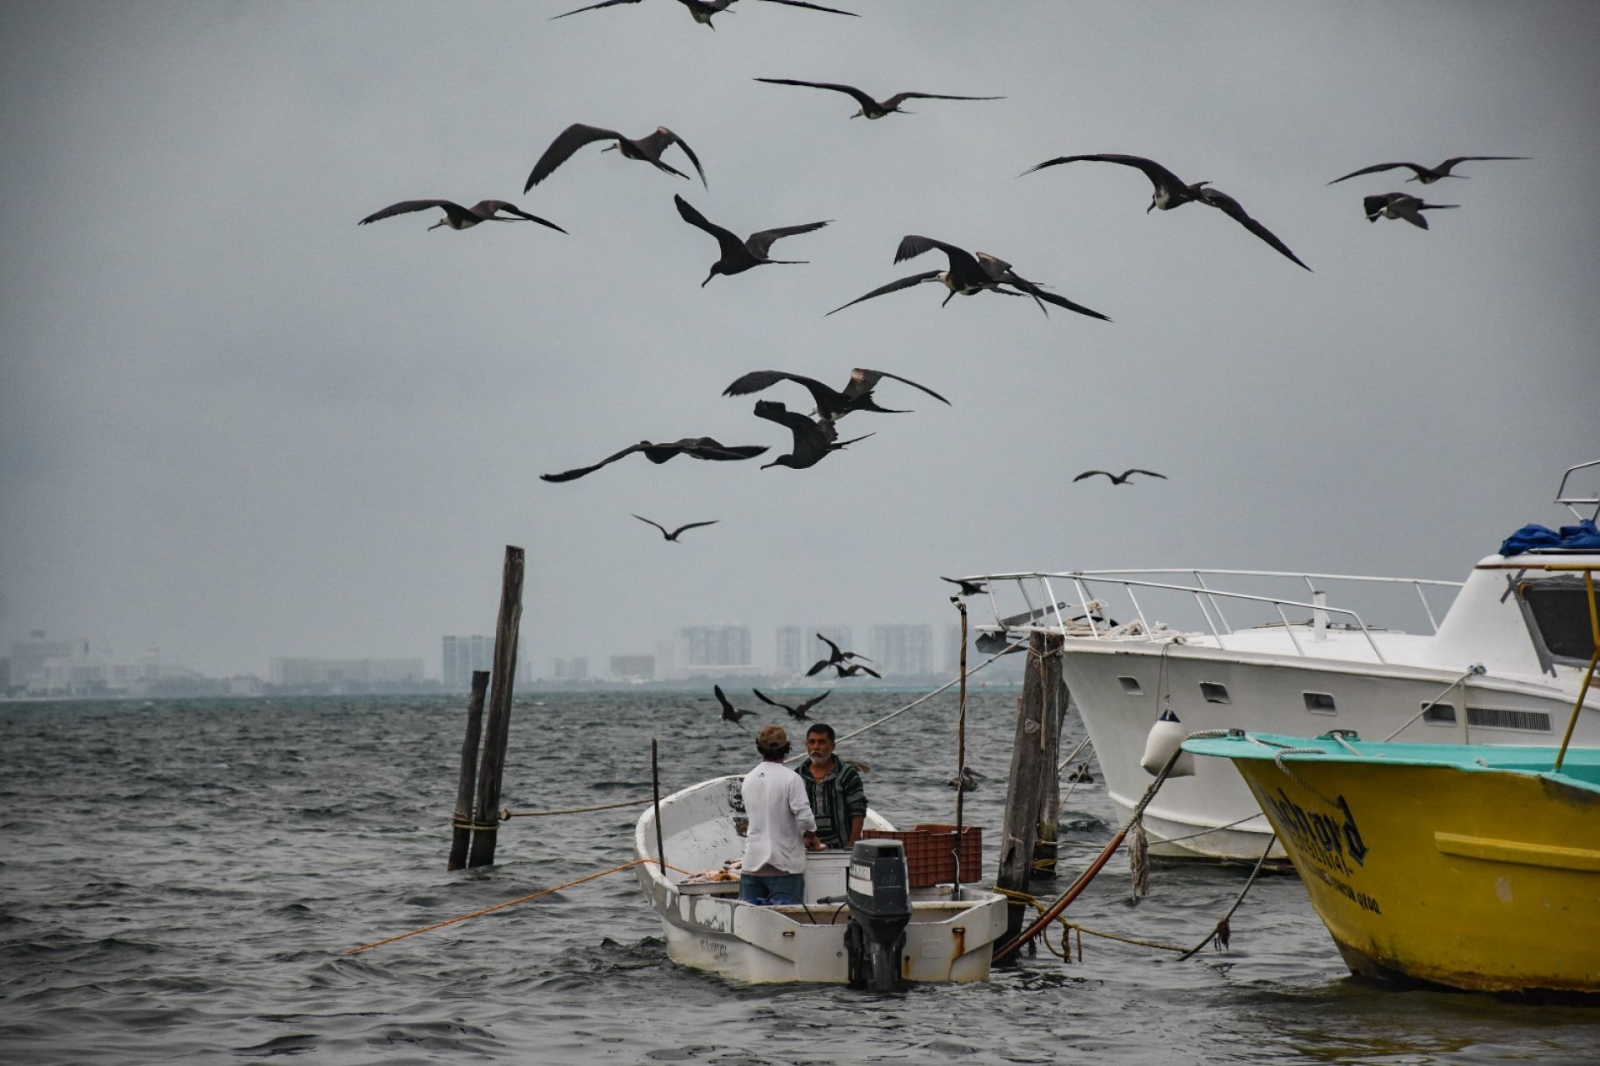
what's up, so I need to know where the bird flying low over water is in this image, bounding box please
[1073,468,1166,485]
[832,661,881,679]
[540,437,767,482]
[1328,156,1528,185]
[753,400,872,470]
[942,576,987,597]
[1362,193,1457,229]
[632,514,719,541]
[674,195,830,286]
[525,124,705,191]
[552,0,858,27]
[714,684,755,727]
[806,633,873,677]
[753,687,831,722]
[828,235,1109,320]
[1021,153,1310,270]
[723,367,949,423]
[358,199,567,233]
[754,78,1003,119]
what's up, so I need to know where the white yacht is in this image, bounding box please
[961,461,1600,861]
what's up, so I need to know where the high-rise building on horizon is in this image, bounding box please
[442,635,494,690]
[868,624,933,677]
[677,624,753,676]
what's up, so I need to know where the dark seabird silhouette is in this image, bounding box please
[941,576,987,597]
[1073,468,1167,485]
[1328,156,1529,186]
[553,0,858,28]
[525,124,705,191]
[947,766,986,790]
[806,633,873,677]
[1066,763,1096,784]
[828,235,1110,319]
[632,514,719,541]
[1021,153,1310,270]
[714,684,755,727]
[674,195,829,286]
[753,400,872,470]
[754,78,1002,119]
[723,367,949,423]
[753,687,831,722]
[833,661,882,679]
[1362,192,1458,229]
[540,437,767,482]
[358,199,566,233]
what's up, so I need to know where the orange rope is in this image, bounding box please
[343,857,692,956]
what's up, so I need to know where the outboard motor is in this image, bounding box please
[844,839,911,991]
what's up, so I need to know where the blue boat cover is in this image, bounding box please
[1498,518,1600,556]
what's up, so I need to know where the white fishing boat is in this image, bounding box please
[633,774,1008,986]
[960,460,1600,862]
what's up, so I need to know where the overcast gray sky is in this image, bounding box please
[2,1,1597,678]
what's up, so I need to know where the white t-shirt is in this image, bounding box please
[741,759,818,876]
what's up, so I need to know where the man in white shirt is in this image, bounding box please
[740,724,822,905]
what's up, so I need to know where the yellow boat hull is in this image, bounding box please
[1226,753,1600,995]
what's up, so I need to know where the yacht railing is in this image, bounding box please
[1556,459,1600,523]
[963,569,1464,665]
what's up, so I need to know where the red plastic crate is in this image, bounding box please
[860,824,982,887]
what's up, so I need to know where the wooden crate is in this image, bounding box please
[860,824,982,887]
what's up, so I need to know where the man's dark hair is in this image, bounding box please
[806,723,836,742]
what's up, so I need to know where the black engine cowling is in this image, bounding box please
[845,839,911,991]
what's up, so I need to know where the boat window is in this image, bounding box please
[1519,579,1599,664]
[1303,692,1336,715]
[1467,707,1551,732]
[1200,682,1230,704]
[1118,676,1143,695]
[1421,702,1457,724]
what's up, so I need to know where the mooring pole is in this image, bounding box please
[652,739,666,875]
[994,631,1064,950]
[447,669,491,871]
[952,598,969,899]
[467,545,524,869]
[1033,675,1068,881]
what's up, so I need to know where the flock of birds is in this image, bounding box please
[357,2,1531,690]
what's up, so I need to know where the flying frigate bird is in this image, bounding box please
[540,437,767,482]
[723,367,949,423]
[832,661,882,680]
[753,78,1003,119]
[806,634,872,677]
[1328,156,1528,186]
[674,195,829,286]
[631,514,719,541]
[552,0,858,27]
[941,576,988,597]
[1362,193,1458,229]
[524,124,705,191]
[358,199,566,233]
[753,401,871,470]
[827,235,1110,320]
[752,687,831,722]
[714,684,755,728]
[1073,468,1167,485]
[1021,153,1311,270]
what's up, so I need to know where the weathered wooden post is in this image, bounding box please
[952,598,969,865]
[1032,676,1069,880]
[467,545,524,869]
[447,669,491,870]
[994,631,1064,948]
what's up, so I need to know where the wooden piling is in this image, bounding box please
[467,545,525,869]
[447,669,491,871]
[994,631,1064,947]
[952,598,969,891]
[1032,677,1069,880]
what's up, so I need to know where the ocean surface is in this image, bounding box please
[3,690,1598,1065]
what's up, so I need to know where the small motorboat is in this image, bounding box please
[634,774,1007,986]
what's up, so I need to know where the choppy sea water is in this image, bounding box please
[3,690,1598,1065]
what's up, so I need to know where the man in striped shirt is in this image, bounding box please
[799,723,867,851]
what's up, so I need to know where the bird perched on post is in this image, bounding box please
[540,437,767,482]
[1362,193,1458,229]
[714,685,755,727]
[674,195,829,286]
[723,367,949,424]
[524,124,706,191]
[1327,155,1528,185]
[1020,153,1310,270]
[358,199,566,234]
[1073,468,1166,486]
[806,634,873,676]
[754,78,1003,120]
[631,514,719,541]
[752,688,831,722]
[753,401,872,471]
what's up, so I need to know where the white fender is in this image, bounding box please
[1140,708,1195,778]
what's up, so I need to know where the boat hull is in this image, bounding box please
[1186,735,1600,996]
